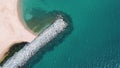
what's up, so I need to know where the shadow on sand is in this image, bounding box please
[23,11,73,68]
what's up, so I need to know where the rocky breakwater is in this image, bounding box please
[1,15,67,68]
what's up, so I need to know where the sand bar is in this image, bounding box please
[0,0,36,62]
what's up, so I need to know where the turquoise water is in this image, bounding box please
[21,0,120,68]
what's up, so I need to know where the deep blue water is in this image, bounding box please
[21,0,120,68]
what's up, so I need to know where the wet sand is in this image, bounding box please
[0,0,36,62]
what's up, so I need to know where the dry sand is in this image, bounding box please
[0,0,36,62]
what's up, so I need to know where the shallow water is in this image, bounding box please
[21,0,120,68]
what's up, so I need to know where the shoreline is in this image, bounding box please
[17,0,37,36]
[0,0,36,63]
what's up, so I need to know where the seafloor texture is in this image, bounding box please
[20,0,58,34]
[21,0,120,68]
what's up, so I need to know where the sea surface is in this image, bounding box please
[20,0,120,68]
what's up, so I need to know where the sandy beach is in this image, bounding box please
[0,0,36,62]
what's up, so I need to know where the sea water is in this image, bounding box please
[21,0,120,68]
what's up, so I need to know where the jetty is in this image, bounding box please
[1,16,67,68]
